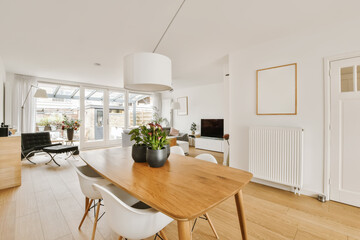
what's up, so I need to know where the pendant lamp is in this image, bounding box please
[123,0,186,92]
[124,52,172,92]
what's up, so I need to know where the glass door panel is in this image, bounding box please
[128,93,153,127]
[108,91,125,141]
[84,89,104,142]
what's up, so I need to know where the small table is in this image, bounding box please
[43,145,78,166]
[65,139,80,155]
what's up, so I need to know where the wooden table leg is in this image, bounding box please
[235,190,248,240]
[177,220,191,240]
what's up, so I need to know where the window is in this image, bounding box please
[84,89,104,141]
[109,91,125,140]
[128,93,154,126]
[341,66,354,92]
[35,83,80,141]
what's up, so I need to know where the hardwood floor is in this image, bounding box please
[0,150,359,240]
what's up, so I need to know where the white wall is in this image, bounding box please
[229,18,360,195]
[4,72,14,126]
[0,57,4,123]
[162,82,227,134]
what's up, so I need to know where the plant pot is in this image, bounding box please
[164,144,170,159]
[132,144,147,162]
[67,129,74,141]
[146,148,167,168]
[38,126,45,132]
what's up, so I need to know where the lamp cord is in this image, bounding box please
[152,0,186,53]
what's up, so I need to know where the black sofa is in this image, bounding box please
[21,132,61,163]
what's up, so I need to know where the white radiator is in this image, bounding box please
[249,126,303,193]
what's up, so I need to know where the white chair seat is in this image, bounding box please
[76,164,102,178]
[177,140,189,155]
[69,160,111,240]
[195,153,218,164]
[70,161,109,200]
[101,184,140,208]
[170,146,185,156]
[94,183,173,240]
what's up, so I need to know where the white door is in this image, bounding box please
[330,57,360,207]
[107,90,126,145]
[80,87,127,149]
[80,87,107,149]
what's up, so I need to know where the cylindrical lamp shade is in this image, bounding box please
[33,88,48,98]
[124,52,172,92]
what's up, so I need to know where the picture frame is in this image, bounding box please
[177,96,188,116]
[256,63,297,115]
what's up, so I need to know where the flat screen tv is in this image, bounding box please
[201,119,224,138]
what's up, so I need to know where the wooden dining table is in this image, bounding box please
[80,147,253,240]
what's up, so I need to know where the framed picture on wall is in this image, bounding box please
[256,63,297,115]
[177,96,188,116]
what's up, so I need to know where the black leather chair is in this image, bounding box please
[21,132,61,164]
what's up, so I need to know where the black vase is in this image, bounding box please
[146,148,167,168]
[164,144,170,158]
[132,144,147,162]
[67,129,74,141]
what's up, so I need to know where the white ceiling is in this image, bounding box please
[0,0,359,88]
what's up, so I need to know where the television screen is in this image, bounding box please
[201,119,224,138]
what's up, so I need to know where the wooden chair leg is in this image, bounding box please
[159,229,169,240]
[91,200,102,240]
[78,199,94,229]
[85,197,89,211]
[205,212,219,239]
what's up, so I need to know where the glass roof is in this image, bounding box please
[38,83,149,104]
[57,85,78,96]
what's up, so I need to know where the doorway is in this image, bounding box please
[329,56,360,207]
[80,87,126,149]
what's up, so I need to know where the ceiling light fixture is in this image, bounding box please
[124,0,186,92]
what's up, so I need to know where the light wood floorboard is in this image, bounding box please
[0,149,359,240]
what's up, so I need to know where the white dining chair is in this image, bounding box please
[195,153,218,164]
[194,153,220,239]
[93,183,173,240]
[170,146,185,156]
[69,160,110,240]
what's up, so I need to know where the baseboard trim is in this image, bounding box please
[251,178,322,198]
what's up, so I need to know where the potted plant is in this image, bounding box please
[143,123,169,168]
[190,122,197,135]
[152,106,169,127]
[50,116,63,131]
[37,118,49,132]
[61,115,81,141]
[49,117,57,131]
[129,127,147,162]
